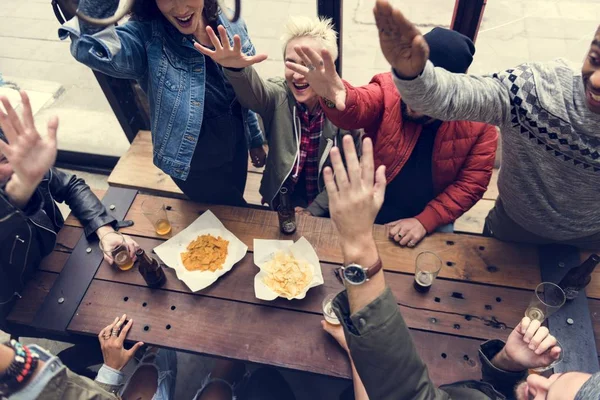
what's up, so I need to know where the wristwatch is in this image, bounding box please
[337,258,383,285]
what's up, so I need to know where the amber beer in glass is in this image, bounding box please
[99,231,135,271]
[141,200,172,236]
[525,282,566,322]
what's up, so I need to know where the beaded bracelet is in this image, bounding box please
[0,340,39,393]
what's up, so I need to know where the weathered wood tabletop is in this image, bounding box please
[7,188,600,384]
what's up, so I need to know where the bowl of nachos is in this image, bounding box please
[253,238,324,301]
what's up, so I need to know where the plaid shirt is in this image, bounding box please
[287,105,324,204]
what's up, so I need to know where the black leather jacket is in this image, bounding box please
[0,168,116,327]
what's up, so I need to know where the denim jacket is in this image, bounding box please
[59,2,263,181]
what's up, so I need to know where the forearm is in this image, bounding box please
[50,169,116,238]
[4,178,37,209]
[342,237,385,313]
[350,357,370,400]
[322,81,383,131]
[95,225,115,239]
[0,344,45,395]
[393,62,511,127]
[223,66,277,117]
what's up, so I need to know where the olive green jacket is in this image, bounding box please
[333,288,527,400]
[223,66,361,216]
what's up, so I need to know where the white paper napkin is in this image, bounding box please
[154,210,248,292]
[253,237,324,301]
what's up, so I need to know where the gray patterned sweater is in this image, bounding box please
[394,60,600,241]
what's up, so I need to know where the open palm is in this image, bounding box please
[0,91,58,189]
[194,25,267,69]
[285,46,347,111]
[373,0,429,79]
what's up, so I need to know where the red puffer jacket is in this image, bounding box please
[320,72,498,232]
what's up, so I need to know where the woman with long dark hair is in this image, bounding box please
[59,0,267,206]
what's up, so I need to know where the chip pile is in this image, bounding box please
[181,234,229,272]
[262,251,314,299]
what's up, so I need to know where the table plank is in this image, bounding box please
[69,279,484,384]
[33,188,138,333]
[119,195,542,291]
[7,271,58,326]
[589,298,600,351]
[541,245,599,373]
[55,225,84,252]
[39,251,70,274]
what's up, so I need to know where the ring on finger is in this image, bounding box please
[397,232,403,238]
[111,329,120,337]
[408,241,415,247]
[307,64,316,72]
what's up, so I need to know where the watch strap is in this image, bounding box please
[365,258,383,279]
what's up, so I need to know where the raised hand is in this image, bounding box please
[373,0,429,79]
[194,25,268,69]
[492,316,562,371]
[0,92,58,205]
[325,136,386,257]
[285,46,347,111]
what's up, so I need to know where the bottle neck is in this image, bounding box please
[279,188,291,210]
[136,249,155,268]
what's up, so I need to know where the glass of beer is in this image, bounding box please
[414,251,443,293]
[141,200,172,236]
[322,293,340,325]
[530,339,564,374]
[525,282,566,322]
[99,231,134,271]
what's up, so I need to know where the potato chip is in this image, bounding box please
[262,251,313,299]
[181,234,229,272]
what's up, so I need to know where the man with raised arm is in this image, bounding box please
[285,27,497,248]
[374,0,600,249]
[324,134,598,399]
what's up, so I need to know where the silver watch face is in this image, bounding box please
[343,264,367,285]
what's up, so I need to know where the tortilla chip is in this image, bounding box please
[181,234,229,272]
[262,251,313,299]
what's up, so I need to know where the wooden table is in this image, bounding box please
[6,188,600,384]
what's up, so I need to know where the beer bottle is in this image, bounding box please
[557,254,600,300]
[137,248,167,288]
[277,187,296,234]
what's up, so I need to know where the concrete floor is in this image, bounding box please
[1,0,599,398]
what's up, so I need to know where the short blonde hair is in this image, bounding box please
[281,16,339,61]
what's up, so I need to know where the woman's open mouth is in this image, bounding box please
[174,13,194,28]
[293,82,310,92]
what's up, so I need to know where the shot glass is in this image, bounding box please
[322,293,340,325]
[414,251,443,293]
[141,200,172,236]
[99,231,134,271]
[525,282,566,322]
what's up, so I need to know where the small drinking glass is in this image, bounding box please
[414,251,443,293]
[525,282,566,322]
[141,200,172,236]
[99,231,134,271]
[530,339,564,373]
[322,293,340,325]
